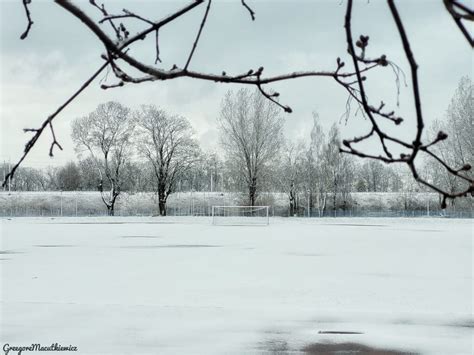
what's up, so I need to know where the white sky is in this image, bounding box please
[0,0,471,169]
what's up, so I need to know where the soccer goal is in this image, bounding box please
[211,206,270,226]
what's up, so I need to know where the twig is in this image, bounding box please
[387,0,424,156]
[100,10,154,25]
[257,84,292,113]
[155,29,161,63]
[48,122,63,157]
[184,0,212,70]
[20,0,33,40]
[444,0,474,47]
[344,0,393,159]
[241,0,255,21]
[89,0,121,40]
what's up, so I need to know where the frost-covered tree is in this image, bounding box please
[339,155,355,209]
[72,101,134,216]
[360,160,385,192]
[385,166,403,192]
[426,76,473,205]
[135,105,200,216]
[302,118,355,213]
[183,152,224,192]
[323,123,350,211]
[277,141,305,216]
[303,113,327,215]
[398,166,424,211]
[218,89,284,206]
[205,152,225,192]
[1,165,46,191]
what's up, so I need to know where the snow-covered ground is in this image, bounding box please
[0,217,472,354]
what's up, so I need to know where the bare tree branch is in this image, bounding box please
[444,0,474,47]
[48,122,63,157]
[2,61,109,187]
[339,0,473,206]
[20,0,33,40]
[4,0,474,207]
[184,0,212,70]
[241,0,256,21]
[89,0,121,40]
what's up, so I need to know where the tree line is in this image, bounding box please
[3,77,472,216]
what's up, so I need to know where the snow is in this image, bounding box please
[4,191,472,218]
[1,217,472,354]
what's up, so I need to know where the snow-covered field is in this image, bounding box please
[0,217,472,354]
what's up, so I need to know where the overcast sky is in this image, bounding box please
[0,0,471,169]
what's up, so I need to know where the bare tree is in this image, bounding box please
[301,115,357,214]
[72,101,134,216]
[203,152,224,192]
[386,166,403,193]
[218,89,284,206]
[4,0,474,207]
[304,113,327,216]
[338,154,355,210]
[183,151,224,192]
[398,166,424,211]
[360,161,385,193]
[77,157,101,190]
[57,162,82,191]
[323,124,344,212]
[425,76,473,203]
[277,141,305,216]
[44,166,61,191]
[0,165,46,191]
[135,105,200,216]
[321,123,354,212]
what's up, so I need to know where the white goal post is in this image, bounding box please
[211,206,270,226]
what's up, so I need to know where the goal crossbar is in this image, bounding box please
[211,206,270,226]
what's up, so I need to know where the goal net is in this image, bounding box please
[211,206,270,226]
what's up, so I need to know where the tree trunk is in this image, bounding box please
[249,190,256,207]
[108,186,120,216]
[158,186,167,216]
[248,178,257,207]
[158,199,167,216]
[289,194,296,216]
[320,193,327,216]
[289,183,296,216]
